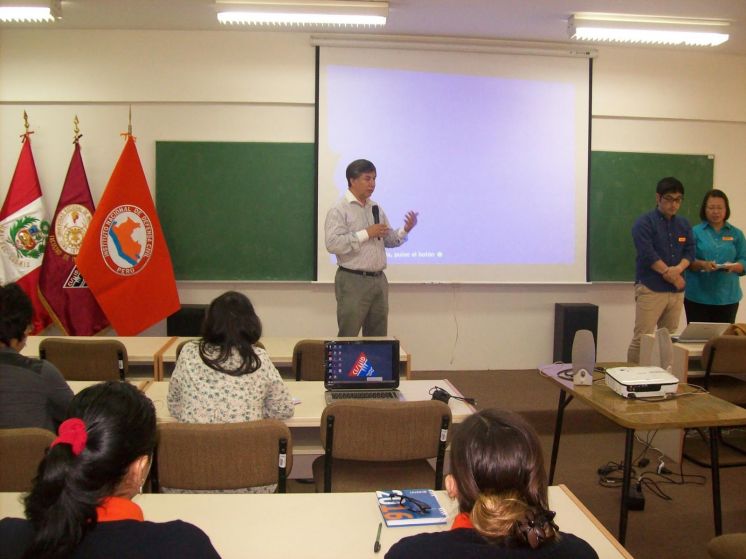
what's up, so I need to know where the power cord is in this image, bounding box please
[429,386,477,406]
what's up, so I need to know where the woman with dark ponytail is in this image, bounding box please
[386,409,598,559]
[0,381,220,559]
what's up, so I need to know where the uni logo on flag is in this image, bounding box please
[347,352,376,377]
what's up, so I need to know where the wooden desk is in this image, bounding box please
[0,485,631,559]
[159,336,412,381]
[23,335,177,380]
[141,378,475,477]
[540,364,746,545]
[141,379,474,428]
[68,380,151,394]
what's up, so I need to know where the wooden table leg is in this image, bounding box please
[549,390,572,485]
[710,426,722,535]
[619,428,634,546]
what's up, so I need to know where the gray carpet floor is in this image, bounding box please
[403,370,746,559]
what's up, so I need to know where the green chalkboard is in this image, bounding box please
[155,142,315,280]
[589,151,714,282]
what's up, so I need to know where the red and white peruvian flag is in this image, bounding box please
[0,135,51,333]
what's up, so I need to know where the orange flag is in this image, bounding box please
[77,135,179,335]
[0,135,52,333]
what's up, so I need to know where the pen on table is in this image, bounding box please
[373,521,382,553]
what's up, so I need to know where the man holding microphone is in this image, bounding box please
[325,159,418,336]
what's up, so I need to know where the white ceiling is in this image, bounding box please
[3,0,746,55]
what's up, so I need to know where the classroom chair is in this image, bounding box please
[152,420,292,493]
[685,335,746,467]
[312,400,451,493]
[291,339,326,381]
[39,338,128,381]
[0,427,55,492]
[695,335,746,404]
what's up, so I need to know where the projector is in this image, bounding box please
[605,367,679,399]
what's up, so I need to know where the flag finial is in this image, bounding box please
[21,111,34,142]
[73,115,82,144]
[121,105,135,141]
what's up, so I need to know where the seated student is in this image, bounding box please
[386,409,598,559]
[0,381,221,559]
[0,283,72,431]
[166,291,294,493]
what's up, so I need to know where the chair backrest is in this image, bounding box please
[0,428,55,491]
[154,420,292,492]
[39,338,128,381]
[320,400,451,491]
[652,327,673,372]
[703,335,746,379]
[292,339,326,381]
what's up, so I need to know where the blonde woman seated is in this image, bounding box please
[386,409,598,559]
[167,291,294,493]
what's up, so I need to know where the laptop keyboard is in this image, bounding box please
[330,391,399,400]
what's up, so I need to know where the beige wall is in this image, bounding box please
[1,31,745,370]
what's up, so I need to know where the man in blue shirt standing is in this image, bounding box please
[627,177,695,363]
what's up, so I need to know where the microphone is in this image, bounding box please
[372,205,380,224]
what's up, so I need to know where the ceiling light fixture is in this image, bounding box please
[0,0,60,22]
[568,13,729,47]
[216,0,387,27]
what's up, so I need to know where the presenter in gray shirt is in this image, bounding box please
[325,159,418,336]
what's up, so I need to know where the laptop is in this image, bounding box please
[324,339,404,403]
[671,322,730,343]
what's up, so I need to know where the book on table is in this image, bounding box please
[376,489,448,527]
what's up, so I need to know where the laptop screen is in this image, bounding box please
[324,339,400,390]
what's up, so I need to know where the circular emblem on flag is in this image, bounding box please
[7,216,49,260]
[100,205,154,276]
[55,204,92,256]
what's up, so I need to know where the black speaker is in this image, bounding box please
[553,303,598,363]
[166,305,207,336]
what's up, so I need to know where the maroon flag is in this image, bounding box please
[0,134,51,333]
[39,142,109,335]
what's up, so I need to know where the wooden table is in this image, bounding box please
[137,378,474,478]
[68,380,151,394]
[26,336,412,382]
[0,485,632,559]
[22,335,178,380]
[159,336,412,381]
[540,363,746,545]
[139,378,471,427]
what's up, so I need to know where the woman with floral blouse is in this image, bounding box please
[167,291,294,493]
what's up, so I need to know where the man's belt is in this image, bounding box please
[338,267,382,277]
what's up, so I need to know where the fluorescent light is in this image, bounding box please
[216,1,387,27]
[0,0,60,22]
[568,13,729,47]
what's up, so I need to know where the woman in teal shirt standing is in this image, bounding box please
[685,189,746,323]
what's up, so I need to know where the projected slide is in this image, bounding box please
[317,47,590,283]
